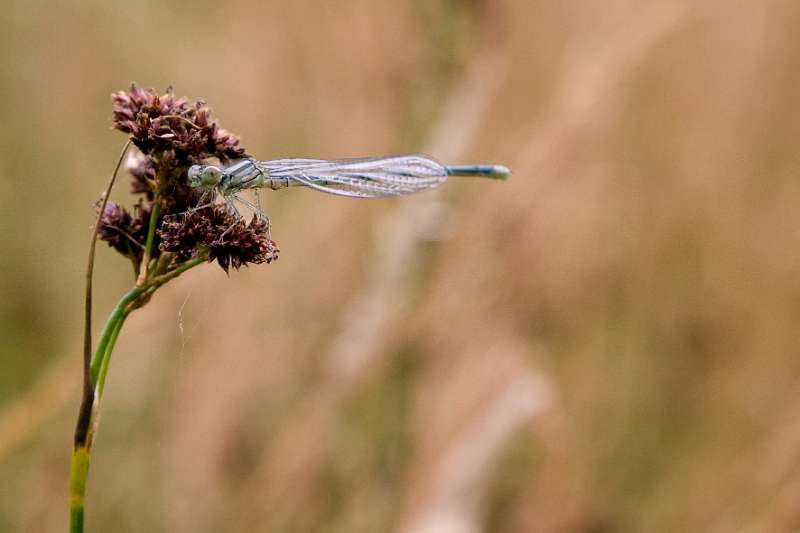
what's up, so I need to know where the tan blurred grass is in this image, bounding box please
[2,1,800,532]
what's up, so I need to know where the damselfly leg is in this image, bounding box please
[231,194,272,239]
[217,194,242,238]
[189,188,215,211]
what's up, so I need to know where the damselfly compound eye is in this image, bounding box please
[201,166,223,187]
[188,165,223,188]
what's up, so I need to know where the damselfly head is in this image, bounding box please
[188,165,223,189]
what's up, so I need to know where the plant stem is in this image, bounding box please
[136,196,161,286]
[69,446,90,533]
[77,140,131,450]
[89,287,144,385]
[148,256,206,287]
[69,256,206,533]
[70,286,140,533]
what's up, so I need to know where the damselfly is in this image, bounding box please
[187,154,510,220]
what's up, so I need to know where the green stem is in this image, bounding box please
[70,287,139,533]
[89,287,144,384]
[136,195,161,286]
[95,308,129,401]
[144,199,160,260]
[69,446,90,533]
[69,257,206,533]
[148,256,206,287]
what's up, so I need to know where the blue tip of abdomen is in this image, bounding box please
[445,165,511,180]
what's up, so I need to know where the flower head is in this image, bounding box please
[100,84,278,273]
[125,150,156,198]
[112,84,247,164]
[158,207,279,273]
[112,84,249,216]
[97,199,155,264]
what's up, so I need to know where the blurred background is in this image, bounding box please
[2,1,800,531]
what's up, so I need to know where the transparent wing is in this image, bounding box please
[263,155,449,198]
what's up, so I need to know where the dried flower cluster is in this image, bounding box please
[97,199,155,260]
[98,84,278,272]
[112,83,246,164]
[160,208,278,272]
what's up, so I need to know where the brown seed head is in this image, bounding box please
[158,207,279,273]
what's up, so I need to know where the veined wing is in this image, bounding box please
[263,154,449,198]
